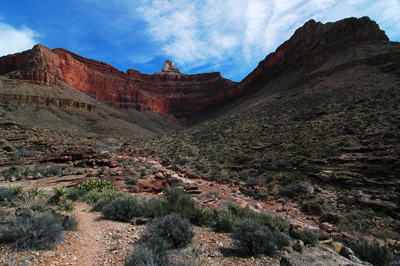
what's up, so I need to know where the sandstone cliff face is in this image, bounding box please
[0,45,236,118]
[0,16,392,119]
[238,17,389,92]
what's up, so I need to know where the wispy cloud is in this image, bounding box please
[134,0,400,80]
[0,22,40,56]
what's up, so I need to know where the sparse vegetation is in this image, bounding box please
[349,238,393,266]
[232,220,290,256]
[75,179,118,192]
[146,213,194,249]
[0,187,14,203]
[100,196,143,222]
[0,212,66,250]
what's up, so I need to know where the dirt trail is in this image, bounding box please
[68,202,107,266]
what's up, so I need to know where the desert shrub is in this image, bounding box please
[66,188,87,201]
[75,179,118,192]
[142,197,168,218]
[190,205,212,226]
[0,212,64,250]
[91,199,114,212]
[79,188,124,205]
[125,176,139,186]
[13,193,49,213]
[61,214,78,231]
[146,213,194,249]
[273,231,291,248]
[1,166,29,181]
[163,187,194,218]
[298,229,319,246]
[29,186,45,198]
[49,186,68,205]
[301,200,323,215]
[59,199,75,211]
[372,229,400,241]
[100,196,143,222]
[81,190,103,204]
[227,203,256,219]
[246,212,289,233]
[0,187,14,203]
[45,164,63,177]
[125,236,171,266]
[10,184,24,197]
[232,220,286,256]
[349,239,393,266]
[212,209,239,233]
[97,189,125,201]
[320,211,346,224]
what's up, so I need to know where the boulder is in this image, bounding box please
[280,247,372,266]
[292,240,304,252]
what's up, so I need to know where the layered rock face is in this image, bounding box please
[237,16,389,92]
[0,46,236,118]
[0,16,391,119]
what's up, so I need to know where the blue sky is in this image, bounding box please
[1,0,399,82]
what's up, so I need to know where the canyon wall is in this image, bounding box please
[0,16,390,118]
[0,45,237,118]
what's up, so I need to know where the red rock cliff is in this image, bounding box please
[0,45,237,118]
[238,16,389,91]
[0,16,390,118]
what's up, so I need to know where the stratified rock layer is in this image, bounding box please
[0,16,390,119]
[0,46,236,118]
[237,16,389,92]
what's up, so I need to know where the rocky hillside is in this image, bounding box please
[237,17,389,93]
[132,17,400,221]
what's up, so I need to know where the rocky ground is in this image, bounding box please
[0,122,399,265]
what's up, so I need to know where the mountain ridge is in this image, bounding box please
[0,16,399,135]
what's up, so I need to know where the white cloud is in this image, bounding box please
[128,55,154,64]
[0,22,40,56]
[111,0,399,79]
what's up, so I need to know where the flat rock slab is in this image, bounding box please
[280,247,371,266]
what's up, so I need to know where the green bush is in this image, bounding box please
[100,196,143,222]
[349,239,393,266]
[80,188,125,205]
[91,199,114,212]
[0,187,13,203]
[163,187,194,218]
[0,212,64,250]
[298,229,319,246]
[212,209,240,233]
[10,184,25,197]
[125,236,171,266]
[75,179,118,192]
[142,197,168,218]
[59,199,75,211]
[66,188,87,201]
[12,193,49,213]
[81,190,103,204]
[61,214,78,231]
[255,214,289,233]
[146,213,194,249]
[190,205,212,226]
[301,201,323,215]
[29,186,45,198]
[232,220,288,256]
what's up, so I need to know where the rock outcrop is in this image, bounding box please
[237,16,389,92]
[280,247,372,266]
[0,16,392,119]
[155,60,181,75]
